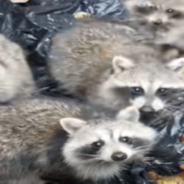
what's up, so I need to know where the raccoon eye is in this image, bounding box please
[166,9,175,14]
[157,88,168,96]
[119,136,132,144]
[130,87,144,96]
[91,140,104,149]
[165,9,182,18]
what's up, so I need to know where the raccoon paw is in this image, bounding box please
[73,12,91,19]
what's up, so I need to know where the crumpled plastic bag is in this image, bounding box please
[138,90,184,178]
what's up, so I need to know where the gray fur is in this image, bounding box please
[0,34,35,103]
[47,18,184,112]
[0,97,157,182]
[124,0,184,28]
[155,20,184,52]
[123,0,184,55]
[61,117,157,181]
[47,18,167,111]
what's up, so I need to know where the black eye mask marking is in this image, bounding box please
[165,9,184,19]
[157,88,181,100]
[135,5,158,14]
[156,88,168,97]
[119,136,150,149]
[76,146,99,160]
[111,86,144,102]
[131,138,150,149]
[75,140,104,160]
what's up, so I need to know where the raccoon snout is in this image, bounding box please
[140,105,154,113]
[152,19,163,26]
[111,151,127,161]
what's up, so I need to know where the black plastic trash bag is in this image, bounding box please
[140,89,184,131]
[0,0,129,57]
[146,111,184,175]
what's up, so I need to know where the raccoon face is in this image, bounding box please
[144,3,184,27]
[145,7,171,27]
[61,114,156,180]
[125,0,184,28]
[109,56,184,114]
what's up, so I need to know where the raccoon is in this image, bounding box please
[0,34,35,104]
[47,18,184,114]
[123,0,184,27]
[0,99,157,183]
[148,0,184,25]
[122,0,184,53]
[119,1,181,61]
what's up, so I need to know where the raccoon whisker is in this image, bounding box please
[91,160,105,168]
[137,149,151,154]
[134,149,149,153]
[94,160,112,167]
[94,159,108,164]
[165,106,181,113]
[134,147,151,154]
[94,160,105,166]
[165,101,184,108]
[170,106,183,110]
[98,161,108,168]
[120,164,129,171]
[134,145,150,151]
[77,153,98,158]
[166,104,182,108]
[135,149,150,155]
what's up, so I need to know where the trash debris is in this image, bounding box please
[10,0,29,3]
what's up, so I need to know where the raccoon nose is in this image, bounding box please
[152,19,162,26]
[140,105,154,113]
[111,152,127,161]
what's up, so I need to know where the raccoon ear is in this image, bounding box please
[112,56,135,73]
[60,118,87,134]
[116,106,140,122]
[167,57,184,71]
